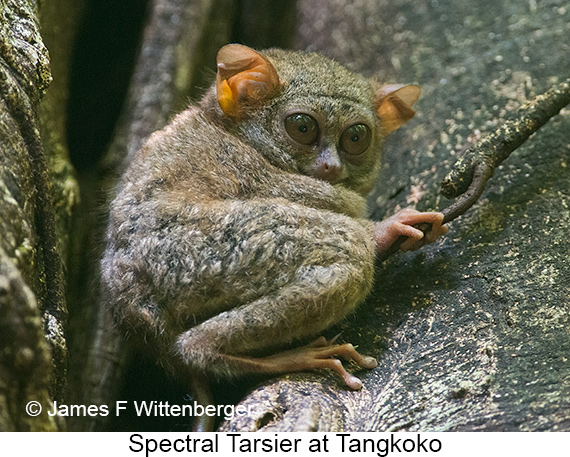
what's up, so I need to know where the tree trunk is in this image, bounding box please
[0,0,79,431]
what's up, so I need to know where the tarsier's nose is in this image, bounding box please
[314,147,343,183]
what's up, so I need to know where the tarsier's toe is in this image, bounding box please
[362,356,378,369]
[315,342,377,389]
[344,373,364,390]
[262,338,377,390]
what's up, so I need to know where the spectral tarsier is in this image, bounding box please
[102,44,447,393]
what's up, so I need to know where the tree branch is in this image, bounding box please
[378,78,570,262]
[440,77,570,221]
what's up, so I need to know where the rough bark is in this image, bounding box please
[0,0,78,431]
[221,0,570,432]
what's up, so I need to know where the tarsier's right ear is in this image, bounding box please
[376,84,421,135]
[216,44,280,118]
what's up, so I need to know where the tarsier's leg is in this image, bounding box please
[173,202,378,390]
[174,205,447,390]
[177,260,378,390]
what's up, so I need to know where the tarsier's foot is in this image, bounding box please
[259,336,377,390]
[374,208,448,253]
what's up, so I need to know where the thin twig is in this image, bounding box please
[379,77,570,262]
[440,77,570,223]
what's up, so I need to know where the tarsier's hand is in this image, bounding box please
[374,208,448,254]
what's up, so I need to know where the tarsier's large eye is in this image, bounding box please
[284,113,319,145]
[340,124,371,155]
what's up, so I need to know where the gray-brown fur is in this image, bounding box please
[101,44,445,389]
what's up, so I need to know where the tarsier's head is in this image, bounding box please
[214,44,420,196]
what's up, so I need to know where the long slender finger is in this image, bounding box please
[425,224,448,243]
[400,210,444,226]
[395,223,425,241]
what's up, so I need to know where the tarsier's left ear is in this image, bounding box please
[376,84,421,135]
[216,44,281,118]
